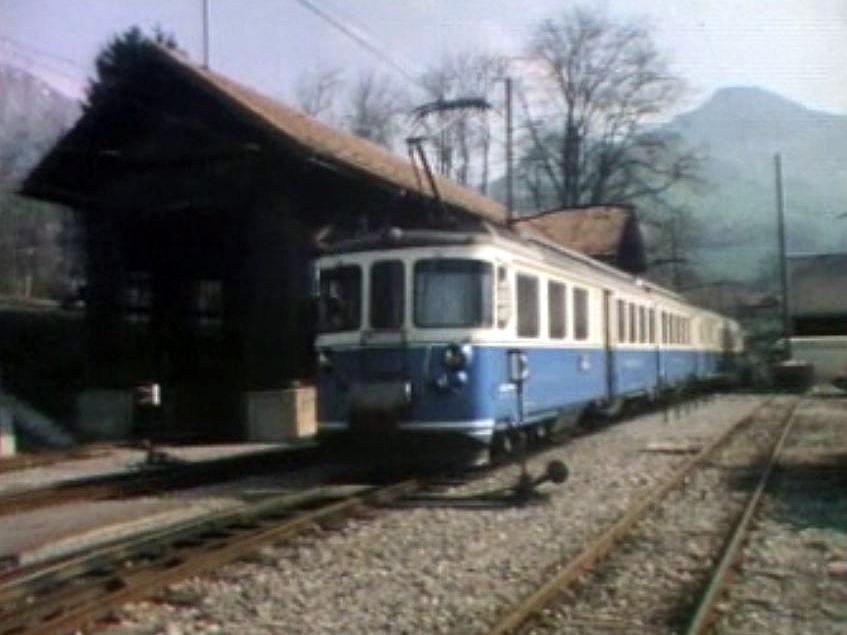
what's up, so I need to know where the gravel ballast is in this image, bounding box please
[524,397,790,634]
[715,397,847,635]
[108,395,766,635]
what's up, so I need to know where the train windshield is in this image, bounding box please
[370,260,404,329]
[414,259,493,328]
[318,265,361,332]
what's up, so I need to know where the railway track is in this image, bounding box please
[0,475,420,635]
[484,397,798,635]
[0,443,320,516]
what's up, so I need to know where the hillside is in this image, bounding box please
[491,87,847,284]
[663,87,847,280]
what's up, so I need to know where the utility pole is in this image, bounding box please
[202,0,211,69]
[505,76,514,222]
[774,153,792,359]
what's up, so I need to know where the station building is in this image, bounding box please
[22,45,645,441]
[787,253,847,381]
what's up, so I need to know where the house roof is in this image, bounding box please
[22,45,507,224]
[154,48,508,224]
[512,205,640,260]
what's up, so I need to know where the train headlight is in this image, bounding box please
[443,343,472,370]
[449,370,468,388]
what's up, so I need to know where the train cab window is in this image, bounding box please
[648,309,656,344]
[496,266,512,329]
[617,299,626,342]
[370,260,404,329]
[319,265,362,332]
[639,306,647,343]
[517,274,540,337]
[548,281,567,339]
[573,287,589,340]
[415,259,493,328]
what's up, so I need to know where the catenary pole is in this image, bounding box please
[202,0,211,69]
[505,76,514,222]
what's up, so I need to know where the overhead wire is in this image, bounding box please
[290,0,424,91]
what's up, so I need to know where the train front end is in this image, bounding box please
[314,241,500,461]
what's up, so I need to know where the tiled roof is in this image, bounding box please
[161,48,507,224]
[512,205,634,257]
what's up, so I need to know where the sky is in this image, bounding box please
[0,0,846,116]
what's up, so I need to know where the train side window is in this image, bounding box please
[617,299,626,343]
[573,287,589,340]
[661,311,668,344]
[648,309,655,344]
[628,303,636,343]
[517,274,539,337]
[496,266,512,328]
[638,306,647,343]
[548,281,567,339]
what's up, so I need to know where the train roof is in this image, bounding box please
[319,224,735,323]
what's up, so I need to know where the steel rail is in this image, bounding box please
[0,443,319,516]
[0,478,418,635]
[683,400,800,635]
[484,398,783,635]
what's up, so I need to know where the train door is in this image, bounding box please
[602,290,615,400]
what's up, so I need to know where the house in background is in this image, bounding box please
[787,253,847,381]
[512,205,647,275]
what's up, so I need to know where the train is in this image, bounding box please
[313,223,743,462]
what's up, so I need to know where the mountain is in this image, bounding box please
[0,62,81,185]
[661,87,847,281]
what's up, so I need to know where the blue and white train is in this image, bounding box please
[314,225,742,460]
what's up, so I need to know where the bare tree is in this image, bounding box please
[418,52,505,191]
[294,67,343,121]
[521,8,698,208]
[344,71,407,148]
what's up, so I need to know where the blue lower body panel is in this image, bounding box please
[612,348,659,396]
[317,343,605,446]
